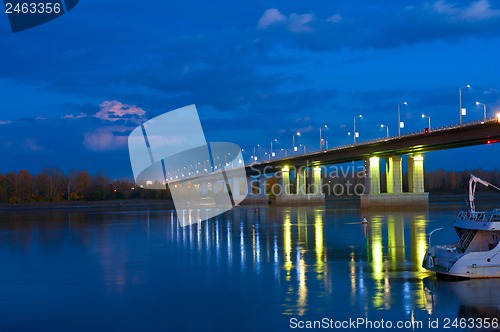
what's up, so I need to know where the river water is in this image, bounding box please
[0,200,498,331]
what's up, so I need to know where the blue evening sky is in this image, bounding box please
[1,0,500,178]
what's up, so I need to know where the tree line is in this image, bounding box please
[0,168,171,204]
[0,168,499,204]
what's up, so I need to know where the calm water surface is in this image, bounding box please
[0,201,498,331]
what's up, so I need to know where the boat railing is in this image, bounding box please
[457,211,500,222]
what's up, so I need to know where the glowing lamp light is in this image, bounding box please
[497,113,500,123]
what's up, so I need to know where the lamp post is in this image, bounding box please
[292,132,300,155]
[353,115,362,144]
[270,139,277,159]
[398,101,408,137]
[380,124,389,138]
[476,101,486,122]
[422,114,431,130]
[319,125,327,151]
[253,144,259,162]
[459,84,470,126]
[281,148,287,158]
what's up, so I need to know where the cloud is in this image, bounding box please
[95,100,146,122]
[289,13,315,33]
[431,0,500,21]
[62,112,88,119]
[326,14,342,24]
[258,8,286,29]
[24,138,43,152]
[258,8,316,33]
[255,1,500,51]
[83,126,131,152]
[0,120,11,125]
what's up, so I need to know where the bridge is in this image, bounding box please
[242,118,500,207]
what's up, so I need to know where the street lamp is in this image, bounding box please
[292,132,300,154]
[353,115,362,144]
[253,144,259,162]
[380,124,389,138]
[398,101,408,137]
[270,139,278,159]
[422,114,431,130]
[459,84,470,126]
[299,143,306,154]
[281,148,287,158]
[476,101,486,122]
[319,125,327,151]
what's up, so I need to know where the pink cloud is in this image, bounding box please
[95,100,146,122]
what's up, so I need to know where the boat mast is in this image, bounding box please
[469,174,500,212]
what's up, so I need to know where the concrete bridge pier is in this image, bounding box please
[243,165,325,205]
[386,156,403,194]
[243,175,268,204]
[364,157,381,194]
[361,154,428,209]
[274,166,325,205]
[297,167,306,195]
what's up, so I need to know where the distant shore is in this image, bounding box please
[0,192,497,212]
[0,199,176,211]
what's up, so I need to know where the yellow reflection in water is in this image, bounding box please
[297,255,307,316]
[369,218,388,309]
[314,210,324,269]
[284,211,293,279]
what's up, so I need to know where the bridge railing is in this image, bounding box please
[247,117,498,166]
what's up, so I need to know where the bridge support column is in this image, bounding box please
[386,156,402,194]
[311,167,322,195]
[297,167,306,195]
[242,175,269,204]
[361,155,428,209]
[258,176,266,195]
[281,167,291,195]
[230,177,241,196]
[247,176,255,195]
[273,165,324,206]
[365,157,381,194]
[408,155,425,193]
[200,181,208,196]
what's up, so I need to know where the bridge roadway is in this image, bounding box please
[246,119,500,176]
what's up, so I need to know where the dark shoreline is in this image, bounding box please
[0,199,176,211]
[0,192,496,212]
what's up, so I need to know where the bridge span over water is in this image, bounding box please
[243,119,500,207]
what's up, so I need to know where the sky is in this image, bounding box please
[2,0,500,178]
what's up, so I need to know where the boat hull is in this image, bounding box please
[424,242,500,279]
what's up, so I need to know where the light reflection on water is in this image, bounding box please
[0,203,498,331]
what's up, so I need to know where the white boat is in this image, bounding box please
[423,174,500,279]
